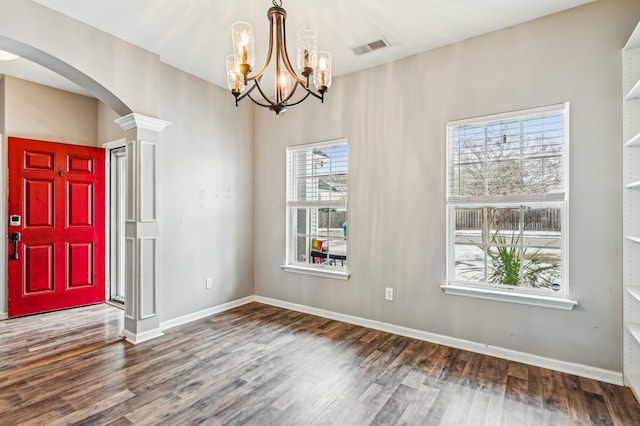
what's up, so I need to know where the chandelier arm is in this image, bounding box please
[235,80,260,103]
[253,79,279,107]
[278,11,306,85]
[247,92,276,108]
[275,18,283,103]
[299,85,324,101]
[280,81,301,104]
[248,12,276,82]
[284,90,312,108]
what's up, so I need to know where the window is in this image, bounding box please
[284,139,348,278]
[445,104,575,309]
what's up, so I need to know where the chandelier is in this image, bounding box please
[225,0,332,115]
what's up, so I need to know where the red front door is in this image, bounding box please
[8,137,106,317]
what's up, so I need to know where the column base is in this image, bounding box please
[121,328,164,345]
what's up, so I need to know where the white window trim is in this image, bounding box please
[281,264,350,280]
[283,138,349,279]
[443,103,576,310]
[440,284,577,310]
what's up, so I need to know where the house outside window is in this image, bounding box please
[284,139,348,278]
[445,104,573,307]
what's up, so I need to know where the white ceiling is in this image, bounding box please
[1,0,595,96]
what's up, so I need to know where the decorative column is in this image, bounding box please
[115,113,171,344]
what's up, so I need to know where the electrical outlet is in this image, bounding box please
[206,278,213,289]
[385,287,393,301]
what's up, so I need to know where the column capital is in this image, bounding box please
[115,113,171,132]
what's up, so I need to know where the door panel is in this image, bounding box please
[8,137,106,317]
[67,181,94,226]
[24,243,55,293]
[24,151,55,171]
[25,179,55,227]
[67,154,94,174]
[67,241,94,288]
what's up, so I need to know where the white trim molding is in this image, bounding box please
[115,113,171,132]
[160,296,254,331]
[121,327,164,345]
[138,237,158,320]
[441,284,578,311]
[102,138,126,150]
[281,265,349,280]
[253,296,621,385]
[0,312,8,320]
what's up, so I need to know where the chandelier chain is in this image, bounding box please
[272,0,282,7]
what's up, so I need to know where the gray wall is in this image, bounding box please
[157,64,254,320]
[0,76,5,134]
[98,102,124,144]
[4,76,99,146]
[253,0,640,372]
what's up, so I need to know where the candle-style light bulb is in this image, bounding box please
[226,55,244,94]
[231,21,254,77]
[314,51,332,92]
[240,32,249,64]
[297,26,317,79]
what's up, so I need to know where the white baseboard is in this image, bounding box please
[254,296,623,386]
[121,328,164,345]
[0,312,7,320]
[160,296,255,331]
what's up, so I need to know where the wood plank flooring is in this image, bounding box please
[0,303,123,373]
[0,302,639,425]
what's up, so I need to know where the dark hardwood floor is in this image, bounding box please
[0,302,638,425]
[0,303,123,373]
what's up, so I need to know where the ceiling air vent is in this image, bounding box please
[351,37,391,56]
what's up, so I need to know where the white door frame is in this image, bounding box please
[103,139,126,305]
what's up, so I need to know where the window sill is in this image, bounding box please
[281,265,350,280]
[441,284,578,310]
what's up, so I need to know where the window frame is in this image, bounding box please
[443,103,577,310]
[282,138,349,280]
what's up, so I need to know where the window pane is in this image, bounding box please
[290,206,347,269]
[521,248,561,289]
[450,203,564,292]
[487,207,520,241]
[486,244,521,286]
[294,236,307,263]
[290,208,311,263]
[454,244,485,283]
[448,108,565,198]
[455,207,483,245]
[487,159,521,196]
[317,208,347,266]
[319,145,348,201]
[485,244,561,289]
[288,142,348,202]
[522,206,561,249]
[449,123,484,198]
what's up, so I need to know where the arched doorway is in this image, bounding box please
[0,29,167,344]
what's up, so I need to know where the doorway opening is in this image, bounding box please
[108,146,127,306]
